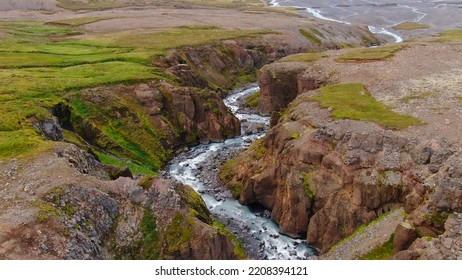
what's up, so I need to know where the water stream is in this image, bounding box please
[167,86,315,260]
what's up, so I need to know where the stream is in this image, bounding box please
[167,86,316,260]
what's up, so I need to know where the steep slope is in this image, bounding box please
[221,34,462,258]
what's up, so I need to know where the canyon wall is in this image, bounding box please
[221,61,462,257]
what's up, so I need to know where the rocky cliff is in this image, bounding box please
[221,40,462,258]
[0,143,240,259]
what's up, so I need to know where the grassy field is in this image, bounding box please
[280,52,327,63]
[393,22,430,30]
[338,45,404,62]
[310,83,421,130]
[57,0,265,10]
[437,30,462,43]
[47,16,118,27]
[0,21,269,165]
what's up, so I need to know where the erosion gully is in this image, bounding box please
[166,85,317,260]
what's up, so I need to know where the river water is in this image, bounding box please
[269,0,462,43]
[167,86,316,260]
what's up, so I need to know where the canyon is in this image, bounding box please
[1,0,461,260]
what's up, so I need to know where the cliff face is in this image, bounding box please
[0,144,238,260]
[221,42,462,258]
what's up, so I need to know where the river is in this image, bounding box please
[269,0,462,43]
[167,86,316,260]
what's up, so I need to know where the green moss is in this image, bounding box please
[137,175,156,190]
[213,221,247,259]
[310,83,421,130]
[230,182,243,199]
[245,91,260,108]
[139,208,161,259]
[290,131,301,140]
[425,211,449,228]
[328,208,400,254]
[339,45,404,62]
[249,138,266,160]
[280,53,327,63]
[300,172,315,201]
[177,186,213,225]
[393,22,430,30]
[34,200,60,222]
[165,213,192,253]
[219,158,238,183]
[299,29,322,44]
[360,235,394,260]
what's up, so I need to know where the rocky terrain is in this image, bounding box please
[0,143,239,259]
[221,35,462,259]
[0,0,383,259]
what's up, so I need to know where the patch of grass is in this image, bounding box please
[338,45,404,62]
[213,221,247,259]
[107,27,273,51]
[219,158,238,183]
[229,182,243,198]
[399,91,434,103]
[310,83,421,130]
[0,20,271,163]
[177,186,212,225]
[139,208,161,259]
[300,172,315,201]
[437,30,462,43]
[393,22,430,30]
[0,130,52,159]
[48,16,115,27]
[290,131,301,140]
[245,90,260,108]
[249,138,266,160]
[299,29,322,44]
[328,208,400,254]
[34,200,60,222]
[280,52,327,63]
[457,96,462,104]
[95,152,157,175]
[180,0,263,8]
[165,213,192,253]
[360,235,394,260]
[57,0,126,11]
[138,174,156,190]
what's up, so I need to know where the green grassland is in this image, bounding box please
[393,22,430,30]
[437,30,462,43]
[0,21,269,168]
[280,52,327,63]
[57,0,265,11]
[338,45,404,62]
[310,83,421,130]
[47,16,118,27]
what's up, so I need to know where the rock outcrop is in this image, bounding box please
[0,143,239,260]
[220,56,462,257]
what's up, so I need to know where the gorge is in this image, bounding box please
[0,0,461,260]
